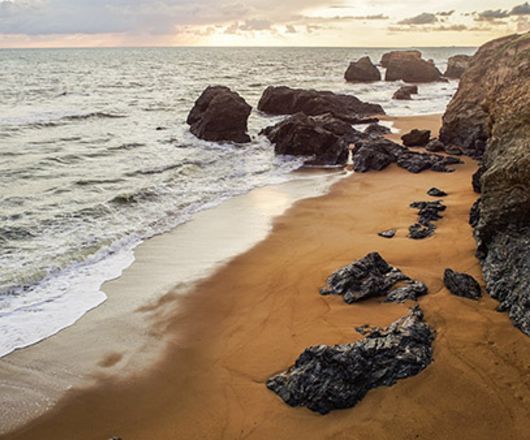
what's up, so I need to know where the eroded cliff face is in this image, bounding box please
[442,32,530,335]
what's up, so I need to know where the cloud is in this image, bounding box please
[397,12,437,25]
[436,10,455,17]
[238,18,273,31]
[511,2,530,15]
[285,24,296,33]
[475,9,509,22]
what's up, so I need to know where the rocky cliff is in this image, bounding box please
[441,32,530,335]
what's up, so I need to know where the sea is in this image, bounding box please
[0,46,476,357]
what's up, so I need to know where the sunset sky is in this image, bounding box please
[0,0,528,48]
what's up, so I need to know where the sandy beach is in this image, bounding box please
[4,114,530,440]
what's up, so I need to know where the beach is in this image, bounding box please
[5,114,530,440]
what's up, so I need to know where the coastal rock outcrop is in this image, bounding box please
[441,32,530,334]
[260,112,353,166]
[257,86,384,122]
[187,86,252,143]
[320,252,428,304]
[392,85,418,100]
[443,269,482,300]
[344,56,381,82]
[401,129,431,147]
[382,51,443,83]
[444,54,471,79]
[267,306,434,414]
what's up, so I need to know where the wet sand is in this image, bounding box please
[5,115,530,440]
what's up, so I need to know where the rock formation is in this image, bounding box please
[444,54,471,79]
[408,200,446,240]
[320,252,428,304]
[392,85,418,100]
[401,129,431,147]
[382,51,443,83]
[186,86,252,143]
[443,269,482,300]
[345,56,381,82]
[267,306,434,414]
[441,32,530,335]
[257,86,384,122]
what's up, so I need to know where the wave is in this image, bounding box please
[61,111,126,121]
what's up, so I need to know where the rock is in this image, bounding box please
[469,198,481,228]
[266,306,435,414]
[364,122,391,136]
[443,145,463,156]
[410,200,446,225]
[401,129,431,147]
[257,86,384,122]
[408,223,436,240]
[320,252,428,304]
[472,165,484,193]
[392,85,418,100]
[427,187,447,197]
[260,113,351,166]
[378,229,396,239]
[443,269,482,300]
[380,50,422,68]
[425,139,445,152]
[186,86,252,143]
[345,56,381,82]
[444,55,472,79]
[383,51,443,83]
[386,281,428,303]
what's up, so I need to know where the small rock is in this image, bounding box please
[401,129,431,147]
[425,139,445,152]
[410,200,446,225]
[408,223,436,240]
[386,281,428,303]
[392,85,418,100]
[365,122,391,136]
[378,229,396,239]
[443,269,482,300]
[427,187,447,197]
[444,145,463,156]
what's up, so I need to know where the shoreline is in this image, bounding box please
[4,114,530,440]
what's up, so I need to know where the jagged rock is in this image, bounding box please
[257,86,384,122]
[383,51,443,83]
[187,86,252,143]
[364,123,391,136]
[320,252,428,304]
[425,139,445,152]
[392,85,418,100]
[378,229,396,239]
[444,55,472,79]
[427,187,447,197]
[408,223,435,240]
[443,269,482,300]
[266,306,435,414]
[345,56,381,82]
[386,281,428,303]
[444,145,463,156]
[472,165,484,193]
[401,129,431,147]
[469,198,481,228]
[410,200,447,225]
[260,113,352,166]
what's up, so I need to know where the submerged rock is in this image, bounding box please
[257,86,384,122]
[267,306,435,414]
[392,85,418,100]
[320,252,427,304]
[401,129,431,147]
[345,56,381,82]
[444,55,471,79]
[427,187,447,197]
[443,269,482,300]
[187,86,252,143]
[378,229,396,239]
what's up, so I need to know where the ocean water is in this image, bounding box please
[0,46,476,357]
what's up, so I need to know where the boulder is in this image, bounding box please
[260,113,352,166]
[443,269,482,300]
[383,51,443,83]
[345,56,381,82]
[444,55,471,79]
[364,122,391,136]
[257,86,384,122]
[267,306,434,415]
[392,85,418,100]
[187,86,252,143]
[401,129,431,147]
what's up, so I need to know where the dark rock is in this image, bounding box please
[378,229,396,239]
[386,281,428,303]
[469,198,481,228]
[320,252,427,304]
[260,113,351,166]
[364,123,391,136]
[257,86,384,122]
[187,86,252,143]
[444,55,472,79]
[472,165,484,193]
[383,51,443,83]
[443,145,463,156]
[427,187,447,197]
[408,223,436,240]
[410,200,447,225]
[380,50,422,68]
[443,269,482,300]
[401,129,431,147]
[425,139,445,152]
[266,306,435,414]
[345,56,381,82]
[392,85,418,100]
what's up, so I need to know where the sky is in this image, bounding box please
[0,0,528,48]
